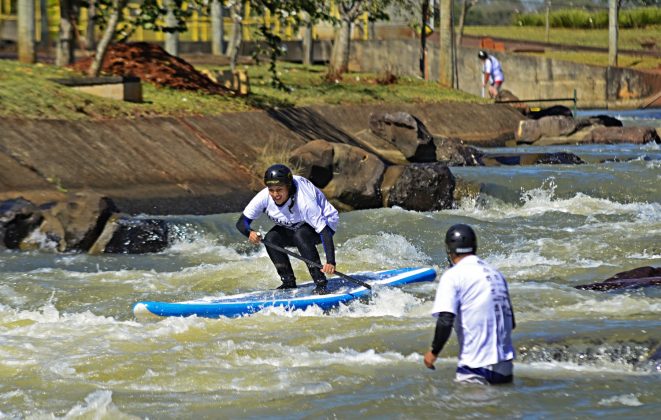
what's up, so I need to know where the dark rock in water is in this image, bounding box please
[385,162,454,211]
[526,105,574,120]
[533,152,585,165]
[103,217,169,254]
[583,115,623,128]
[482,152,585,166]
[368,111,435,162]
[575,266,661,291]
[433,136,484,166]
[588,127,660,145]
[0,198,44,249]
[40,191,119,252]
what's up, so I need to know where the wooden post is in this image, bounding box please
[17,0,36,63]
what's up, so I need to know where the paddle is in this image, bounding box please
[258,236,372,290]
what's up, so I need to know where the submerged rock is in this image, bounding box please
[575,266,661,291]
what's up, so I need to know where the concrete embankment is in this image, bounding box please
[0,103,524,215]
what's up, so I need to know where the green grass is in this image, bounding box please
[464,25,661,52]
[537,51,660,71]
[0,59,480,120]
[237,62,480,107]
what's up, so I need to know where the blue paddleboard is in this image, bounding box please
[133,266,436,319]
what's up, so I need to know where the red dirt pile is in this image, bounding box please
[71,42,230,94]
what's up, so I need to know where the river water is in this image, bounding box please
[1,112,660,418]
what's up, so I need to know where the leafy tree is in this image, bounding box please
[81,0,204,76]
[328,0,390,76]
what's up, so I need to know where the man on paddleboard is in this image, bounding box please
[424,224,516,384]
[236,164,339,295]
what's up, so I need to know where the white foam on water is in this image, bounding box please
[167,238,251,262]
[334,287,427,318]
[339,233,432,268]
[242,344,417,369]
[520,361,649,376]
[556,295,661,316]
[149,314,209,337]
[598,394,644,407]
[58,390,138,420]
[452,177,661,221]
[239,286,429,320]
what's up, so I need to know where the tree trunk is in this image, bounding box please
[211,0,225,55]
[86,0,96,51]
[226,1,244,72]
[56,0,75,66]
[456,0,473,50]
[164,0,179,56]
[329,19,351,75]
[88,0,123,77]
[302,14,313,66]
[40,0,49,50]
[17,0,36,63]
[438,0,453,87]
[608,0,618,67]
[420,1,429,79]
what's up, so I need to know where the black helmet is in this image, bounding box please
[445,224,477,255]
[478,50,488,60]
[264,164,293,187]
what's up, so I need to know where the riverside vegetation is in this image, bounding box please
[0,59,479,120]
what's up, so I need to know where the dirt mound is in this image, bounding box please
[71,42,230,94]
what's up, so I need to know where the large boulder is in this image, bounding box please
[587,127,660,144]
[94,215,170,254]
[515,116,579,143]
[384,162,455,211]
[368,111,435,162]
[0,198,44,249]
[575,266,661,291]
[288,140,334,188]
[433,137,484,166]
[39,191,119,252]
[290,140,385,210]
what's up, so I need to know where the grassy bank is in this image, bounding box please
[464,25,660,51]
[464,25,660,70]
[0,59,478,120]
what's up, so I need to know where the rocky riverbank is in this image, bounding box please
[0,102,524,215]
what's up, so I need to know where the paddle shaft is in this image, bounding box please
[260,238,372,290]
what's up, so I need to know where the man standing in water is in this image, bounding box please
[478,50,504,98]
[424,224,516,384]
[235,164,338,294]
